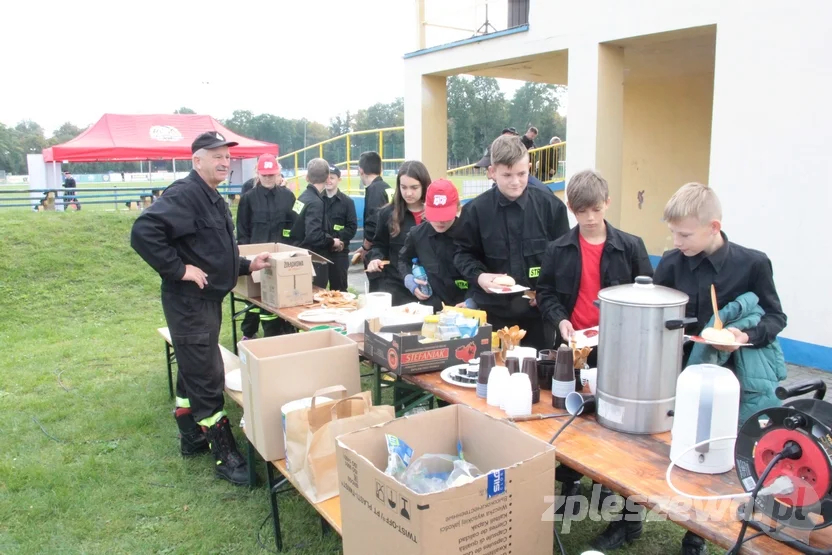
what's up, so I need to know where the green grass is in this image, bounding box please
[0,211,722,554]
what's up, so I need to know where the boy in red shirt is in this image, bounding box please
[536,169,653,549]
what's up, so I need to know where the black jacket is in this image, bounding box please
[289,184,334,257]
[236,184,297,245]
[324,190,358,248]
[362,176,392,243]
[536,222,654,328]
[653,233,787,347]
[367,204,419,286]
[131,170,250,301]
[520,135,536,150]
[63,177,76,189]
[454,185,570,319]
[398,220,470,310]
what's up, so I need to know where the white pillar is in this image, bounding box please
[404,72,447,180]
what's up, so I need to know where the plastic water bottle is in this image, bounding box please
[411,258,433,297]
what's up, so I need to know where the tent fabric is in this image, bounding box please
[42,114,278,162]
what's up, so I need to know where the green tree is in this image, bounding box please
[508,83,566,146]
[174,107,196,114]
[0,123,24,174]
[447,76,477,165]
[469,77,509,158]
[49,122,86,146]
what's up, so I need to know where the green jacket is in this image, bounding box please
[687,292,787,425]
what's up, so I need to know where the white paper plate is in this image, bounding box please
[440,364,478,389]
[488,285,531,295]
[313,291,357,303]
[686,335,754,348]
[571,326,600,348]
[297,308,350,323]
[225,368,243,392]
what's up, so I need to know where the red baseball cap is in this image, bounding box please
[257,154,280,175]
[424,179,459,222]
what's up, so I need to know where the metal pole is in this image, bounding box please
[379,131,384,162]
[172,159,176,179]
[303,120,307,167]
[346,134,351,194]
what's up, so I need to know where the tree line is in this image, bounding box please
[0,77,565,175]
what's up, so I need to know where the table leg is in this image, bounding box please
[165,343,174,399]
[230,294,239,355]
[373,363,382,406]
[266,462,284,552]
[247,440,257,488]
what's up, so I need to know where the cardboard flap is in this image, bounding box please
[239,242,276,256]
[274,243,332,265]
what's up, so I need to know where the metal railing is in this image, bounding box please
[278,127,405,196]
[446,141,566,198]
[0,185,243,211]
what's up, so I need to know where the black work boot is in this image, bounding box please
[203,416,249,486]
[681,531,707,555]
[555,480,583,517]
[591,507,645,551]
[174,408,209,456]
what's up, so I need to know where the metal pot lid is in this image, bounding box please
[598,276,689,307]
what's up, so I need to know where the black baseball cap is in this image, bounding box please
[329,165,341,178]
[501,127,518,136]
[191,131,238,153]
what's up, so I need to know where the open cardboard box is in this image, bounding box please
[363,318,492,375]
[336,404,556,555]
[260,245,332,308]
[237,330,359,461]
[234,242,276,297]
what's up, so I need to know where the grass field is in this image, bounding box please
[0,210,722,554]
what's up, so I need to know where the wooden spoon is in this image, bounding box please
[710,284,723,330]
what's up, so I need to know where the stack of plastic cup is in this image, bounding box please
[504,372,533,418]
[477,351,496,399]
[487,366,510,407]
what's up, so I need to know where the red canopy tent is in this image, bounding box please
[42,113,278,162]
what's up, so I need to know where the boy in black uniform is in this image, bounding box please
[652,182,788,555]
[355,151,392,292]
[398,178,471,311]
[454,135,570,350]
[323,165,357,291]
[289,158,334,288]
[236,153,297,339]
[131,131,271,486]
[535,170,653,546]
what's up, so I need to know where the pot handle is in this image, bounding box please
[665,317,697,330]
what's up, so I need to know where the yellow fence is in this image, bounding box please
[446,142,566,199]
[278,127,405,196]
[277,129,565,200]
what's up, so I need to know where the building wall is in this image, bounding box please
[620,70,714,255]
[708,4,832,360]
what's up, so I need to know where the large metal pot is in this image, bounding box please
[595,276,696,434]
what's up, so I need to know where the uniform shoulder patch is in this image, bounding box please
[292,200,305,215]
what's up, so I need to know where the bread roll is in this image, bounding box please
[493,275,516,287]
[701,327,736,344]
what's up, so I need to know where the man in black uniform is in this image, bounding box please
[131,131,271,486]
[289,158,334,288]
[323,165,357,291]
[354,151,391,292]
[236,153,297,339]
[63,171,80,210]
[454,135,570,350]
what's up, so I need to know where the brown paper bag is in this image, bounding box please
[283,385,347,473]
[302,392,394,502]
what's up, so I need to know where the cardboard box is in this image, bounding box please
[260,245,331,308]
[237,330,360,461]
[234,242,276,297]
[363,319,493,375]
[337,405,556,555]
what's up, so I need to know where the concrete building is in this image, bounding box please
[403,0,832,370]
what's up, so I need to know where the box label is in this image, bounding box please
[487,470,506,499]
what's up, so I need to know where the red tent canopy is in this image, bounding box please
[42,114,278,162]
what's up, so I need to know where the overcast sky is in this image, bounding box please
[3,0,535,135]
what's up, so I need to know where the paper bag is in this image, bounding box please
[302,392,395,502]
[284,386,347,473]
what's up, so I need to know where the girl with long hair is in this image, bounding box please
[365,160,430,305]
